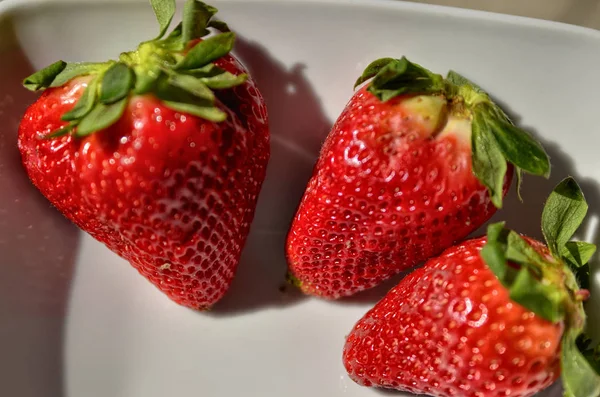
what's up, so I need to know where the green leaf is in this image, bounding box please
[208,19,230,32]
[175,32,236,70]
[200,72,247,89]
[133,70,159,95]
[150,0,176,39]
[43,122,77,139]
[154,70,233,123]
[481,226,566,324]
[354,57,395,88]
[561,253,600,396]
[61,79,99,121]
[162,100,226,122]
[562,331,600,397]
[471,111,507,208]
[562,241,597,269]
[505,231,547,272]
[487,222,508,242]
[480,105,550,178]
[99,63,134,104]
[515,166,524,202]
[166,22,183,39]
[447,72,514,124]
[23,60,67,91]
[561,241,596,290]
[75,98,128,137]
[185,64,226,77]
[366,57,445,102]
[446,70,549,192]
[158,22,185,51]
[155,73,210,104]
[182,0,217,42]
[481,241,508,280]
[509,266,565,323]
[482,222,516,283]
[542,177,587,256]
[168,73,215,101]
[50,62,105,88]
[479,219,586,326]
[446,71,487,94]
[578,335,600,373]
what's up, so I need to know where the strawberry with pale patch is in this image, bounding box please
[18,0,269,309]
[286,57,550,298]
[343,177,600,397]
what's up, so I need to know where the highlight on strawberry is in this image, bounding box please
[286,57,551,299]
[17,0,270,309]
[343,177,599,397]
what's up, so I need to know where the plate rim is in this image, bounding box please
[1,0,600,42]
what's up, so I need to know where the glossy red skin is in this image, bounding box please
[343,236,562,397]
[286,88,512,298]
[18,54,269,309]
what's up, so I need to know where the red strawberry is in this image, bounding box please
[343,177,600,397]
[17,0,269,309]
[286,58,550,298]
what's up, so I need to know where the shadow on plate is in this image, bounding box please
[0,18,81,397]
[480,97,600,245]
[214,50,600,316]
[370,378,563,396]
[373,386,426,396]
[488,98,600,343]
[209,36,332,316]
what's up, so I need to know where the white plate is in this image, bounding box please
[1,0,600,396]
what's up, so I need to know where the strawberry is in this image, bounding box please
[286,58,550,298]
[17,0,269,309]
[343,177,600,397]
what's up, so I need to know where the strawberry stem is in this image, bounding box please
[355,57,551,208]
[357,57,445,101]
[482,177,600,396]
[22,0,245,138]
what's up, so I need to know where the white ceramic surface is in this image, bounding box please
[1,1,600,396]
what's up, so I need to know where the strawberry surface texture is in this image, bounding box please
[17,0,269,309]
[344,178,600,397]
[344,237,561,397]
[287,58,550,298]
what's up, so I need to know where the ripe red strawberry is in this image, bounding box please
[17,0,269,309]
[286,58,550,298]
[343,177,600,397]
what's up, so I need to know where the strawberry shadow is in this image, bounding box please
[208,36,332,316]
[0,18,81,397]
[477,98,600,245]
[479,97,600,347]
[329,271,412,308]
[370,379,563,396]
[372,387,427,397]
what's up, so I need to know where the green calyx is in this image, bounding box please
[355,57,551,208]
[480,177,600,397]
[22,0,246,138]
